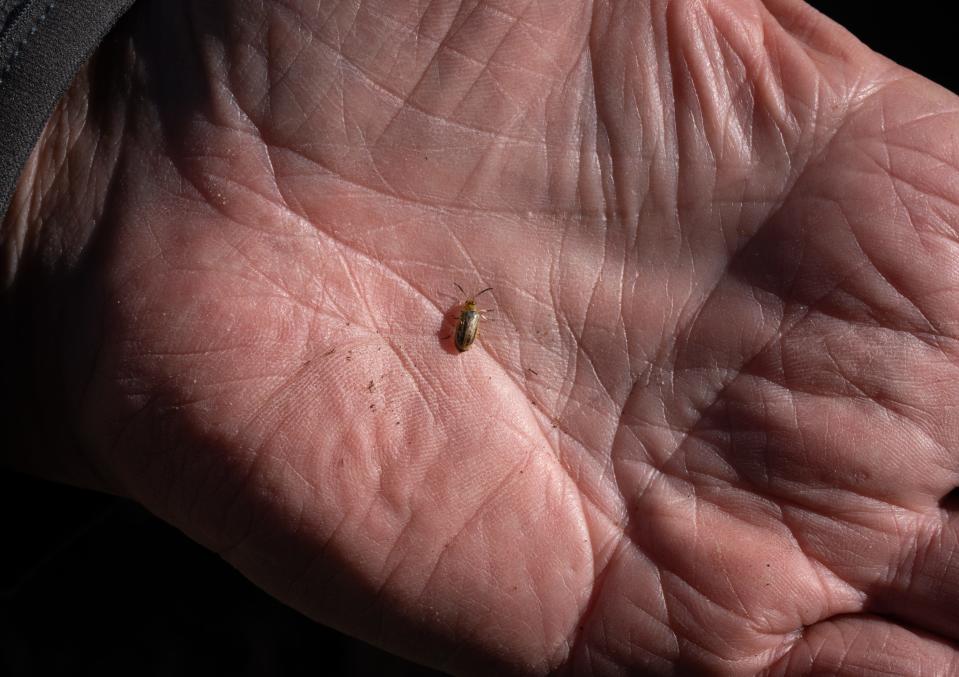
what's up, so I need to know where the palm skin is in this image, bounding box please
[4,0,959,674]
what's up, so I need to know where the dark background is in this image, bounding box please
[1,3,954,676]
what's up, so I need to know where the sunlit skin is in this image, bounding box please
[3,1,959,674]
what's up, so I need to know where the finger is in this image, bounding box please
[766,614,959,676]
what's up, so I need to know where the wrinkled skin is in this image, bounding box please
[4,0,959,674]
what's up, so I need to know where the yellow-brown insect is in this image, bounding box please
[453,284,493,352]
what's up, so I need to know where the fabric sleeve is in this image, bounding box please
[0,0,136,220]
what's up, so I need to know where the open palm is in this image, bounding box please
[6,1,959,674]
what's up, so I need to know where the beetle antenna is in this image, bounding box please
[475,287,493,298]
[454,282,466,296]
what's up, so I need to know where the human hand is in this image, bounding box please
[5,1,959,674]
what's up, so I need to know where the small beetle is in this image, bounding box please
[452,283,493,352]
